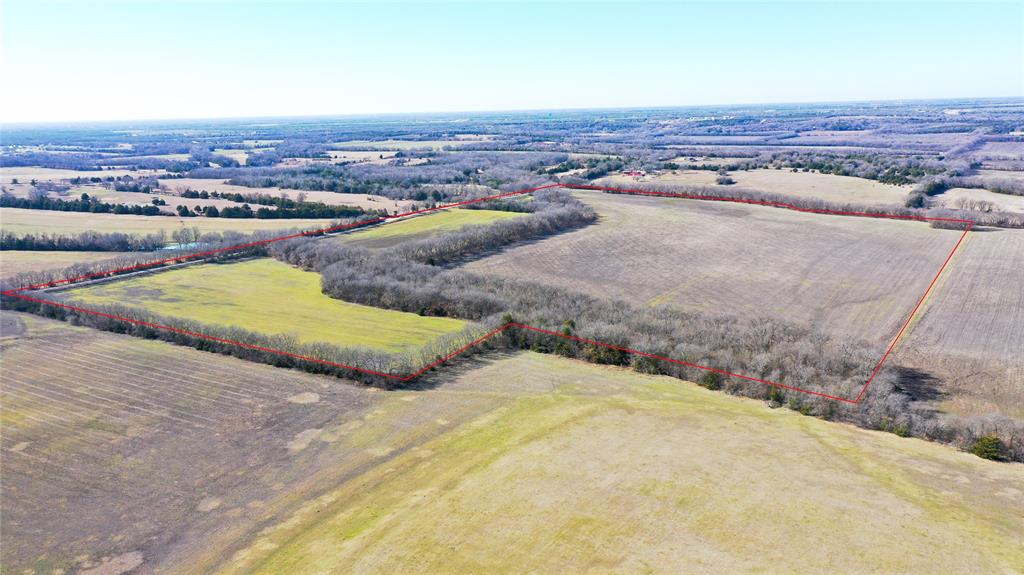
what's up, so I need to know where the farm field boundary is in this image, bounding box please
[1,184,974,404]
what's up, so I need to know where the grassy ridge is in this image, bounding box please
[63,258,466,352]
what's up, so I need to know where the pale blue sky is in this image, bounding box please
[2,1,1022,122]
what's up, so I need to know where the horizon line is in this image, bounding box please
[3,95,1022,129]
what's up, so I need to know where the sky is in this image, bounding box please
[2,1,1022,123]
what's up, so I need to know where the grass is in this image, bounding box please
[0,207,334,238]
[329,137,491,150]
[1,250,131,280]
[340,208,523,248]
[0,166,166,183]
[218,352,1024,575]
[62,258,466,352]
[601,167,908,206]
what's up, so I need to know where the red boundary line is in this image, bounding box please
[1,183,973,404]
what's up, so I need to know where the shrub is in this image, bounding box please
[970,435,1008,461]
[701,371,722,390]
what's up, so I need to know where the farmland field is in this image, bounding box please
[223,352,1024,575]
[329,136,493,150]
[340,208,524,248]
[895,227,1024,418]
[0,207,333,238]
[4,317,1020,575]
[61,258,467,352]
[600,168,909,206]
[935,187,1024,213]
[0,250,132,281]
[0,166,166,183]
[162,178,415,212]
[466,191,962,345]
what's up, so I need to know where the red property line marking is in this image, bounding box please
[1,183,974,403]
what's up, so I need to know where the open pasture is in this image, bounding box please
[62,258,467,352]
[222,351,1024,575]
[329,136,492,150]
[935,187,1024,213]
[326,150,398,163]
[0,207,333,238]
[466,191,963,345]
[163,178,414,212]
[339,208,524,248]
[0,166,165,183]
[600,168,909,206]
[0,250,131,281]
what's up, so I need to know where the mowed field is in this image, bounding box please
[62,258,466,352]
[339,208,524,249]
[466,192,963,345]
[1,250,133,281]
[163,178,415,213]
[0,166,166,183]
[0,207,333,237]
[4,316,1021,575]
[895,227,1024,418]
[599,168,909,206]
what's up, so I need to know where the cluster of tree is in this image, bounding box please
[112,178,160,193]
[187,152,568,201]
[244,141,330,166]
[540,157,626,179]
[189,145,241,168]
[173,201,372,220]
[0,229,166,251]
[0,192,162,215]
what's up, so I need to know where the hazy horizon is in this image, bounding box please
[2,1,1022,124]
[4,95,1022,129]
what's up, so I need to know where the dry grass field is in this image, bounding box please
[0,166,165,183]
[0,250,131,281]
[63,258,467,352]
[339,208,524,249]
[0,207,333,238]
[466,192,962,345]
[600,168,909,206]
[936,187,1024,213]
[895,227,1024,418]
[163,178,415,212]
[222,352,1024,575]
[329,136,493,150]
[4,317,1021,575]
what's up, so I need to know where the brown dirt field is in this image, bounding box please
[4,318,1021,574]
[894,227,1024,418]
[465,191,1021,421]
[466,191,963,345]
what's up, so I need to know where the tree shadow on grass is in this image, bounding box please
[893,366,947,402]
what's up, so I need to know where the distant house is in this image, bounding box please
[622,170,646,178]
